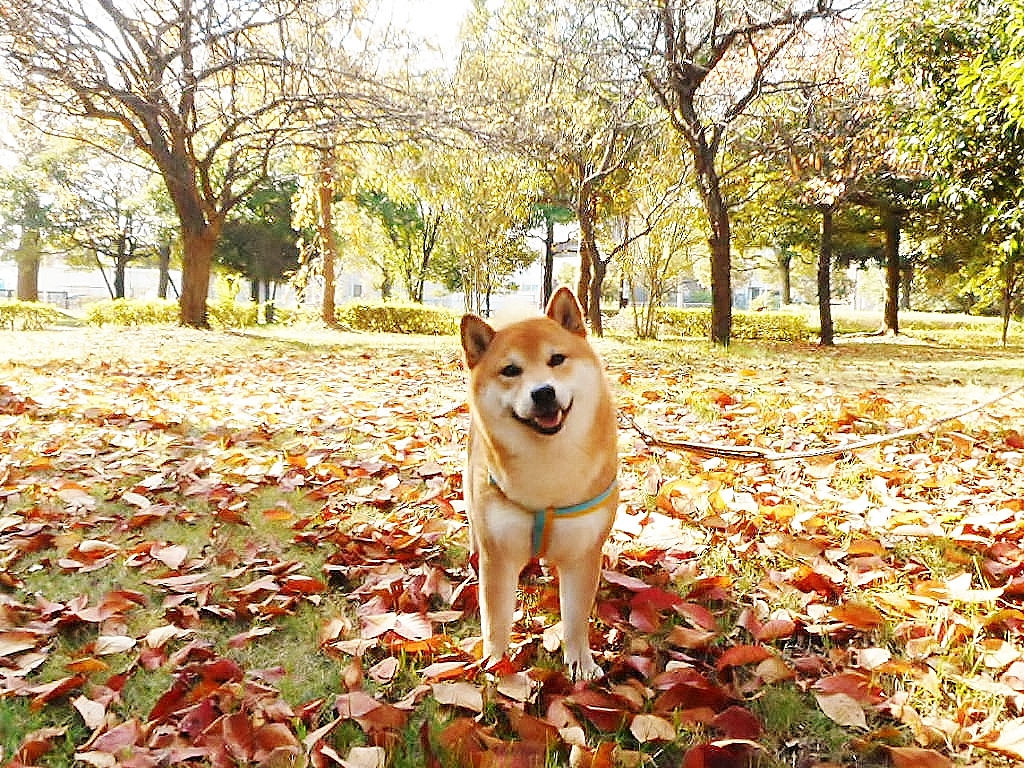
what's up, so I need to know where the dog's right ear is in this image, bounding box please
[460,314,495,369]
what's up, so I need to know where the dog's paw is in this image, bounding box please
[566,655,604,682]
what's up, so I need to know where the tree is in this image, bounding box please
[216,178,300,312]
[618,0,846,345]
[864,0,1024,343]
[450,1,652,333]
[50,141,162,299]
[0,0,376,327]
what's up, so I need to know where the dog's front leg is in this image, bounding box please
[558,557,604,681]
[478,552,521,665]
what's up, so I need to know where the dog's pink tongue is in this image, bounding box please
[536,411,562,429]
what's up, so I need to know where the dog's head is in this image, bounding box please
[461,287,601,437]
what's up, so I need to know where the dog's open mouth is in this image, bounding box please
[514,402,572,435]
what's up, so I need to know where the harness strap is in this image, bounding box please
[489,475,618,559]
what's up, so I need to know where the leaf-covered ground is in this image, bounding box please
[2,327,1024,768]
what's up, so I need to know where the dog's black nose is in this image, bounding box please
[531,384,557,408]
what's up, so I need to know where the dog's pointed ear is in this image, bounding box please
[460,314,495,369]
[546,287,586,337]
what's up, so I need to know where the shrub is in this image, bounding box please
[84,298,179,327]
[657,307,811,342]
[337,301,459,335]
[0,300,63,330]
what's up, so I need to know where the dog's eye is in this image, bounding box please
[500,364,522,378]
[548,353,566,367]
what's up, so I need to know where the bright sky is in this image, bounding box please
[383,0,474,46]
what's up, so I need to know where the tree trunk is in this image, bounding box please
[114,258,126,299]
[179,226,218,328]
[576,187,597,319]
[589,257,606,337]
[778,250,792,305]
[818,207,835,347]
[15,228,40,302]
[883,208,901,334]
[317,154,338,327]
[900,259,913,311]
[157,240,172,299]
[692,147,732,346]
[542,218,555,310]
[1002,248,1020,347]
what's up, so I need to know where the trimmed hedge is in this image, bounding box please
[657,307,811,342]
[83,298,314,328]
[84,298,179,327]
[337,301,459,335]
[0,300,63,330]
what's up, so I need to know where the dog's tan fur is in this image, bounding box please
[460,287,618,680]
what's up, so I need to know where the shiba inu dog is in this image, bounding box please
[460,287,618,680]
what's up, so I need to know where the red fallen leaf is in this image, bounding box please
[716,645,772,672]
[228,625,276,648]
[756,618,797,642]
[222,711,255,763]
[571,740,615,768]
[149,680,190,723]
[254,723,301,765]
[813,672,884,705]
[629,587,683,632]
[790,567,842,597]
[66,657,110,674]
[652,670,731,714]
[886,746,953,768]
[199,657,245,685]
[566,689,634,732]
[178,698,220,736]
[686,576,733,602]
[1006,430,1024,449]
[281,575,326,595]
[602,570,651,591]
[437,717,490,766]
[712,706,763,740]
[12,727,65,765]
[506,707,559,746]
[90,718,144,754]
[26,675,85,709]
[678,602,718,631]
[335,691,408,732]
[828,602,884,631]
[665,625,717,650]
[683,740,758,768]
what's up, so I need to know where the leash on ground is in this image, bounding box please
[626,381,1024,463]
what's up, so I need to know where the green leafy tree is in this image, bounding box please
[216,178,301,311]
[864,0,1024,343]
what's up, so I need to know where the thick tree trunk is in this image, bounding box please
[818,207,835,347]
[15,228,41,302]
[778,250,792,305]
[179,226,218,328]
[883,208,901,334]
[114,259,126,299]
[692,148,732,346]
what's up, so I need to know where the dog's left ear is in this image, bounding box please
[460,314,495,369]
[546,287,587,337]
